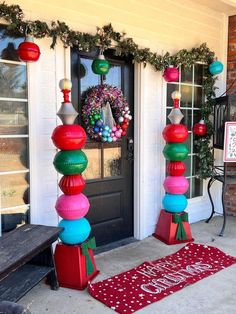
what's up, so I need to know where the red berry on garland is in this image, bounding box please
[17,36,41,62]
[193,119,207,136]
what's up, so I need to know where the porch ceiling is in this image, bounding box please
[194,0,236,15]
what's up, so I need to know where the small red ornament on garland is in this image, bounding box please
[193,119,207,136]
[17,36,41,62]
[163,66,179,82]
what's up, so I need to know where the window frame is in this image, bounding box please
[165,63,207,200]
[0,29,30,235]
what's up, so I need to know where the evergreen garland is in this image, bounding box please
[0,2,218,179]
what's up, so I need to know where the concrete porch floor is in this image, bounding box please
[19,216,236,314]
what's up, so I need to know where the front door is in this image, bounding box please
[71,49,134,246]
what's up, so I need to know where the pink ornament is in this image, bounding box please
[163,66,179,82]
[112,126,117,132]
[113,136,117,142]
[55,193,90,220]
[115,130,121,138]
[110,132,114,138]
[163,176,189,194]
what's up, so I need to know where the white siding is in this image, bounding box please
[6,0,229,238]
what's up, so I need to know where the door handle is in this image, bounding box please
[126,137,134,161]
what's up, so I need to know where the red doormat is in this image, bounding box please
[88,243,236,313]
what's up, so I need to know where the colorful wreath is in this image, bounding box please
[81,84,132,142]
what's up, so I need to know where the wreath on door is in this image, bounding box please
[81,84,132,142]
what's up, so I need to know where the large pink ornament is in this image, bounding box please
[55,193,90,220]
[163,66,179,82]
[163,176,189,194]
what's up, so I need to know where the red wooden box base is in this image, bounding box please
[153,209,194,245]
[54,242,99,290]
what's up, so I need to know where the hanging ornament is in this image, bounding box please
[17,36,41,62]
[209,60,223,76]
[92,52,110,75]
[163,66,179,82]
[193,119,207,136]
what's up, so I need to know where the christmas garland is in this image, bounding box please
[0,2,217,178]
[81,84,132,142]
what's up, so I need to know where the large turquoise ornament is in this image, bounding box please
[163,143,189,161]
[209,61,223,75]
[162,194,188,213]
[53,150,88,175]
[92,54,110,75]
[58,218,91,245]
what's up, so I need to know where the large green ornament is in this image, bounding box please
[163,143,189,161]
[92,55,110,75]
[53,150,88,175]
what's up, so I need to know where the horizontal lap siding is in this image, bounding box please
[4,0,227,233]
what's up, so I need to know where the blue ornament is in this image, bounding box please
[209,61,223,75]
[96,120,103,127]
[102,137,108,142]
[93,126,100,133]
[102,130,109,137]
[162,193,187,213]
[58,218,91,244]
[107,137,113,143]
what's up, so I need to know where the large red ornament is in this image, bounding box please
[193,120,207,136]
[17,36,40,62]
[167,161,186,176]
[59,174,85,195]
[52,125,86,150]
[162,124,188,143]
[163,66,179,82]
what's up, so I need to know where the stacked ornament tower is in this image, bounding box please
[154,91,193,245]
[52,79,99,290]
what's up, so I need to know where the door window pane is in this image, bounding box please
[82,145,102,180]
[0,101,28,134]
[104,145,122,177]
[105,65,121,88]
[180,85,192,107]
[181,66,193,83]
[0,63,27,98]
[80,58,100,93]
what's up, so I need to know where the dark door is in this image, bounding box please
[71,49,134,246]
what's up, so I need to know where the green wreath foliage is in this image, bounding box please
[0,2,218,178]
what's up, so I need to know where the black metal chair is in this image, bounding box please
[206,95,236,236]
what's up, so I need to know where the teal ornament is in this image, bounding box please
[58,218,91,245]
[102,130,109,137]
[162,194,188,213]
[102,137,108,142]
[104,125,110,131]
[107,137,113,143]
[53,150,88,175]
[209,61,223,75]
[92,54,110,75]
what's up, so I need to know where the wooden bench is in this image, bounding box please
[0,224,63,302]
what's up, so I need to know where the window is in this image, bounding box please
[166,64,206,199]
[0,26,29,235]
